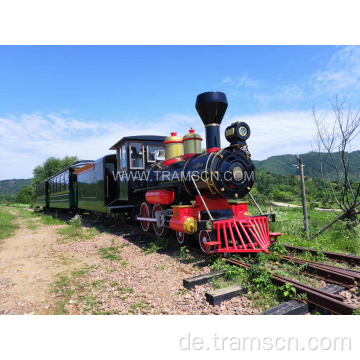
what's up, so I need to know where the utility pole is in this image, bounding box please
[298,157,310,239]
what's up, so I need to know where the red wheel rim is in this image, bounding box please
[176,231,185,244]
[140,202,150,232]
[152,204,167,236]
[199,230,210,253]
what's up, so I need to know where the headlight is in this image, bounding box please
[233,166,243,181]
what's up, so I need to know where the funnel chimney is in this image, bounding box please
[195,91,228,152]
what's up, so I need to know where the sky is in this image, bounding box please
[0,45,360,180]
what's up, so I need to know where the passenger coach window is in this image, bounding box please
[65,173,69,190]
[130,142,144,169]
[147,145,165,162]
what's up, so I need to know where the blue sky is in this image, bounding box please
[1,45,360,180]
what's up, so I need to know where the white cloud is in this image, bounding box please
[0,112,199,180]
[221,74,262,89]
[1,107,358,181]
[221,76,231,84]
[312,46,360,93]
[222,46,360,110]
[225,110,317,160]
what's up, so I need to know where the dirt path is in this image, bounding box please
[272,201,334,211]
[0,207,263,315]
[0,210,87,314]
[272,201,301,208]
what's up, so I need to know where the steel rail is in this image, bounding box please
[225,258,357,315]
[283,256,360,279]
[284,245,360,266]
[280,256,357,286]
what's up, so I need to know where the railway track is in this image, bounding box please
[284,244,360,266]
[224,258,358,315]
[278,255,360,288]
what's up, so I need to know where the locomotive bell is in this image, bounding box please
[195,91,228,152]
[163,132,184,160]
[183,128,203,158]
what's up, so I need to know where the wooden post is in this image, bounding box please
[299,157,310,239]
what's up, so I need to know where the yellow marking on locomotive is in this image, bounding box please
[225,128,235,136]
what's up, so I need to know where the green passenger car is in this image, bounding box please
[77,155,118,213]
[35,180,49,208]
[48,161,94,210]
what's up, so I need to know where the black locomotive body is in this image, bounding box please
[36,91,281,254]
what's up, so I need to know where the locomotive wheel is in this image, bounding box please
[152,204,168,236]
[176,231,188,245]
[139,202,152,232]
[199,230,217,253]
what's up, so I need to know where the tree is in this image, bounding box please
[313,95,360,230]
[32,155,78,187]
[16,185,35,204]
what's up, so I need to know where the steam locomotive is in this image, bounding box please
[36,91,281,254]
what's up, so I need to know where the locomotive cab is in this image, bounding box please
[110,135,166,201]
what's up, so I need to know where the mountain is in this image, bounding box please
[0,178,32,201]
[253,150,360,180]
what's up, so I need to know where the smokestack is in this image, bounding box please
[195,91,228,153]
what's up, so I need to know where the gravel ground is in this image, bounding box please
[49,230,263,315]
[339,287,360,308]
[4,209,357,316]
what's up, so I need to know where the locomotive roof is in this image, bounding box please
[110,135,166,150]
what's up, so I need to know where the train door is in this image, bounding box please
[117,144,128,201]
[71,170,78,208]
[104,158,117,204]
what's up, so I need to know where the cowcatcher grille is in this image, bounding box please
[204,216,271,254]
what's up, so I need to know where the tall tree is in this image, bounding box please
[313,95,360,229]
[32,155,78,187]
[16,185,35,204]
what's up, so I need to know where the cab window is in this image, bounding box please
[118,145,127,171]
[121,146,127,169]
[130,142,144,169]
[147,145,165,163]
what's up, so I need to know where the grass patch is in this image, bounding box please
[51,265,95,315]
[99,246,123,261]
[247,203,360,255]
[0,208,19,241]
[27,222,38,231]
[92,279,107,289]
[57,214,98,243]
[41,213,66,225]
[143,237,168,254]
[129,301,151,313]
[119,285,134,294]
[211,256,295,311]
[2,205,66,233]
[51,275,75,315]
